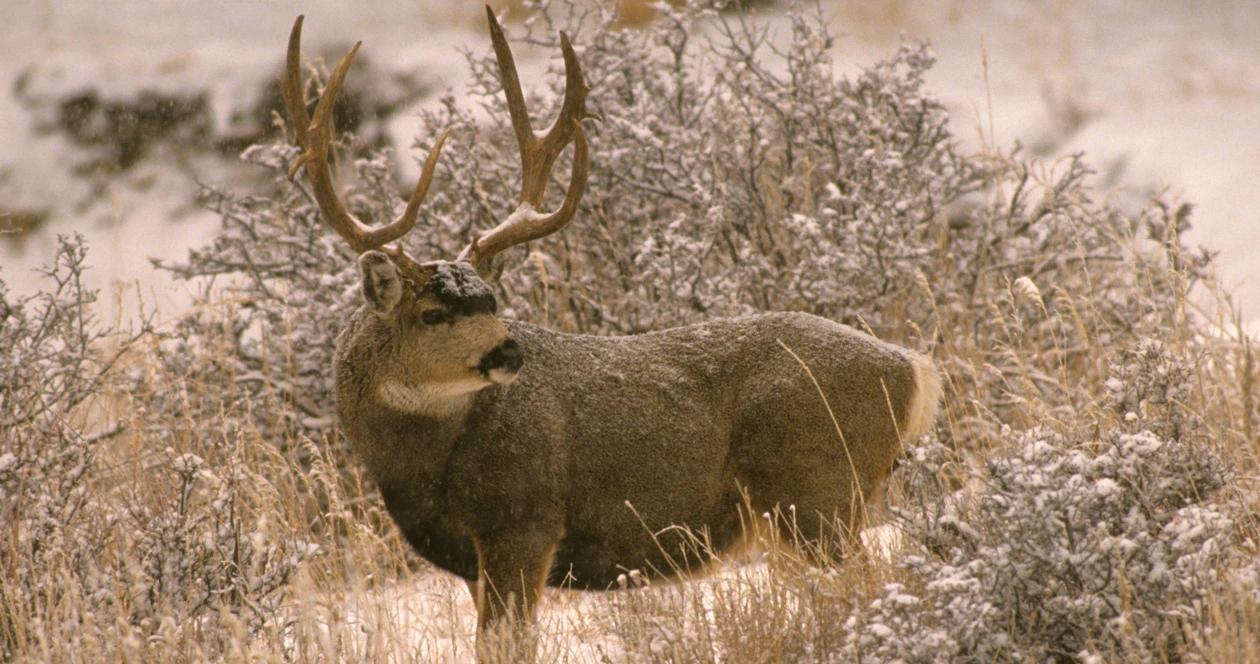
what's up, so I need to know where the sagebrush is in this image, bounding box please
[2,2,1256,661]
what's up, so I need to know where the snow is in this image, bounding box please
[0,1,495,324]
[2,1,1258,327]
[822,0,1260,327]
[1,2,1256,657]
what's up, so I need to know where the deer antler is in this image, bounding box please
[459,6,594,274]
[281,15,448,282]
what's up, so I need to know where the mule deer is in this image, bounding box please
[281,7,941,643]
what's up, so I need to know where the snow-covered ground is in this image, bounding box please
[830,0,1260,324]
[0,1,489,323]
[293,525,902,660]
[2,1,1257,326]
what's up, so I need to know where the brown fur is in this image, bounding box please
[279,12,943,652]
[332,256,941,635]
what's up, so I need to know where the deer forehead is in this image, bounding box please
[420,262,496,316]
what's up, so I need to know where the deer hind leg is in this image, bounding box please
[472,529,559,661]
[744,468,862,568]
[741,430,878,566]
[770,494,866,567]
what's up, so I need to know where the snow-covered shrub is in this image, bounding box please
[155,2,1211,456]
[1,236,128,649]
[934,160,1213,451]
[0,236,315,659]
[424,2,976,332]
[1106,338,1200,442]
[841,319,1249,664]
[848,419,1235,662]
[151,140,363,445]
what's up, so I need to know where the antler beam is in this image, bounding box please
[282,15,447,280]
[460,6,594,274]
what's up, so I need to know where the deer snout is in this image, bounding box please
[479,339,523,383]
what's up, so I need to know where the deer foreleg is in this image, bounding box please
[472,530,558,659]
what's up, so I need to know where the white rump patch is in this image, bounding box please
[902,351,942,441]
[377,378,487,418]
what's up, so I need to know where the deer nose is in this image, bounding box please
[479,339,523,377]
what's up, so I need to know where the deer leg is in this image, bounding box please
[472,530,558,659]
[758,494,864,567]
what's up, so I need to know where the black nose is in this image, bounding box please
[479,339,524,376]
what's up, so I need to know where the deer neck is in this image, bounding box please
[355,397,470,494]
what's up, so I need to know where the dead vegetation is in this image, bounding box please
[2,2,1257,662]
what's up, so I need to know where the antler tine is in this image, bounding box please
[540,33,593,161]
[486,5,534,168]
[281,16,312,148]
[459,120,588,268]
[467,7,592,273]
[485,5,591,208]
[281,15,447,279]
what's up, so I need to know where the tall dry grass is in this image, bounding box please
[3,2,1258,662]
[4,242,1254,663]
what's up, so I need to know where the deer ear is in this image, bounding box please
[359,251,403,316]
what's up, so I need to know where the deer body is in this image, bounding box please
[282,8,941,645]
[336,306,939,591]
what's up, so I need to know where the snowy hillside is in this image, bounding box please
[2,1,1257,325]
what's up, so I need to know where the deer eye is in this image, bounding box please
[421,309,449,326]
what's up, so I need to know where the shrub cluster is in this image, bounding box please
[2,1,1252,661]
[842,328,1252,663]
[852,427,1234,661]
[161,2,1213,448]
[0,237,317,659]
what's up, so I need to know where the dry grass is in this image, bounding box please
[4,3,1259,661]
[0,265,911,663]
[3,250,1256,662]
